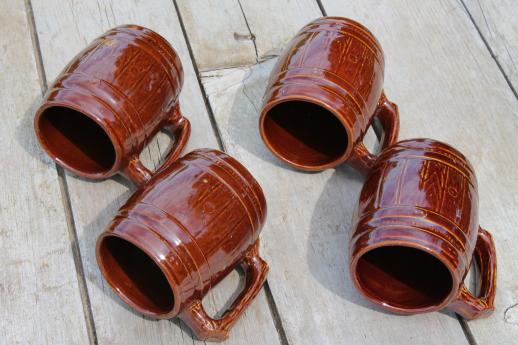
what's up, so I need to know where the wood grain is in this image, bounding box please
[320,0,518,344]
[175,0,257,71]
[0,1,89,344]
[30,0,281,344]
[176,0,321,71]
[463,0,518,94]
[237,0,322,61]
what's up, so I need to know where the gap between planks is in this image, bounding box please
[458,0,518,101]
[315,0,327,16]
[236,0,259,63]
[446,0,517,343]
[457,315,478,345]
[24,0,98,344]
[171,1,291,344]
[172,0,227,152]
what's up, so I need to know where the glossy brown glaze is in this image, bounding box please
[259,17,399,172]
[34,25,190,186]
[96,149,268,341]
[349,139,496,319]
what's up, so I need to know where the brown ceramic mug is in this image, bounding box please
[259,17,399,172]
[349,139,496,319]
[96,149,268,341]
[34,25,190,186]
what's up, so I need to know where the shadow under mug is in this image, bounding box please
[349,139,496,319]
[34,25,190,186]
[96,149,268,341]
[259,17,399,173]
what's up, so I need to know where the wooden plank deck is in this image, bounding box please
[1,0,517,344]
[0,1,89,344]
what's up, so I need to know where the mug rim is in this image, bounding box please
[349,240,461,315]
[259,95,354,171]
[96,230,182,318]
[34,100,123,179]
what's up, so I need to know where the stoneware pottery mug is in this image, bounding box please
[259,17,399,173]
[349,139,496,319]
[34,25,190,186]
[96,149,268,341]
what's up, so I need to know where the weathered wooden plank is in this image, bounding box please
[463,0,518,93]
[0,1,89,344]
[30,0,281,344]
[175,0,256,71]
[176,0,321,71]
[237,0,322,61]
[319,0,518,344]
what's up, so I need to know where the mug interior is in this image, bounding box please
[97,236,175,315]
[355,246,453,310]
[37,106,116,175]
[262,101,349,167]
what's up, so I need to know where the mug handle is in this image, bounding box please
[349,91,399,174]
[122,104,191,186]
[450,227,497,319]
[179,240,268,341]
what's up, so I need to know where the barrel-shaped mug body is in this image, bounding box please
[35,25,183,178]
[97,149,266,318]
[350,139,480,313]
[263,17,385,140]
[259,17,387,170]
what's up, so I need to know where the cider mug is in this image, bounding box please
[34,25,190,186]
[259,17,399,172]
[96,149,268,341]
[349,139,496,319]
